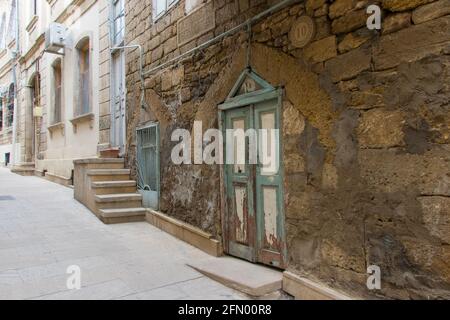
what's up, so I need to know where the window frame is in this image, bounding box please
[152,0,180,22]
[6,83,14,127]
[51,58,63,124]
[0,13,6,50]
[111,0,125,46]
[6,0,16,44]
[185,0,203,14]
[73,35,93,117]
[0,98,3,132]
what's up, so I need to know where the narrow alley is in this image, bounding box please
[0,167,247,300]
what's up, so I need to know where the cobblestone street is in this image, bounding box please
[0,168,247,300]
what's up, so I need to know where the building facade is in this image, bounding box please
[1,0,449,300]
[1,0,101,182]
[0,0,17,167]
[121,0,450,299]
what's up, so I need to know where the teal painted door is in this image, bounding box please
[224,106,257,262]
[254,99,286,268]
[224,98,286,268]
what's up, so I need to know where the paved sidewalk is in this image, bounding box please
[0,168,247,300]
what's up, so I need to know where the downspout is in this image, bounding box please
[10,0,19,166]
[107,0,148,154]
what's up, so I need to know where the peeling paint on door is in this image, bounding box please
[234,185,248,244]
[263,186,278,248]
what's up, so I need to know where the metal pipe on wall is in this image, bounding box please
[110,44,148,110]
[111,0,300,114]
[142,0,300,76]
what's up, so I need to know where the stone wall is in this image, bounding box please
[124,0,450,298]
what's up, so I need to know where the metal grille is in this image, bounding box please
[136,123,159,209]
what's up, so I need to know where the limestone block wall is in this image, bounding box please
[124,0,450,299]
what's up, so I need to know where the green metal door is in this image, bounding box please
[136,123,160,210]
[223,98,285,268]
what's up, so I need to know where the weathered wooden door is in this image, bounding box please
[254,99,285,268]
[224,106,257,262]
[224,98,285,268]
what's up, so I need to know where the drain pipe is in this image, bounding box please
[142,0,300,76]
[110,45,148,110]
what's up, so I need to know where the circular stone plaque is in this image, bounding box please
[289,16,316,49]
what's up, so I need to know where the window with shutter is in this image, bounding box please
[78,42,90,115]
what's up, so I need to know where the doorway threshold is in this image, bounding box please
[187,256,283,298]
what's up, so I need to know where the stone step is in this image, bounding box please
[74,158,124,169]
[91,180,137,188]
[11,165,36,176]
[95,193,142,203]
[91,180,137,195]
[87,169,131,181]
[99,207,146,218]
[94,193,143,210]
[87,169,130,175]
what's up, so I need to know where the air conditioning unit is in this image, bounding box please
[45,23,67,54]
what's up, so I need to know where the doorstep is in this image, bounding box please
[187,256,283,297]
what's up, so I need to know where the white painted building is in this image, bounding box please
[0,0,16,167]
[11,0,101,183]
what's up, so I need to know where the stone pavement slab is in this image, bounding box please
[187,256,283,297]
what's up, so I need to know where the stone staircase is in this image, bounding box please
[73,158,146,224]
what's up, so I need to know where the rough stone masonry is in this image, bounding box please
[123,0,450,299]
